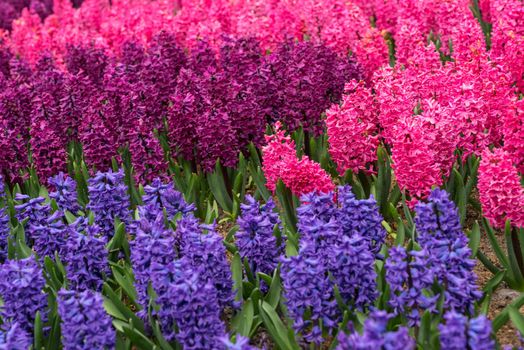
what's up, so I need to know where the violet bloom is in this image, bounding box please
[130,213,177,311]
[64,44,109,85]
[87,169,131,237]
[439,312,469,350]
[415,189,482,314]
[468,315,495,350]
[236,196,283,285]
[0,176,9,263]
[179,215,234,307]
[142,178,195,220]
[31,210,68,259]
[281,243,340,344]
[0,257,47,332]
[220,335,257,350]
[64,224,110,291]
[385,246,439,326]
[0,322,31,350]
[14,194,51,243]
[336,310,414,350]
[49,172,80,213]
[151,259,226,347]
[58,289,115,349]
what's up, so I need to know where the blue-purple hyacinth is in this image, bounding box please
[236,195,283,284]
[142,178,195,220]
[58,289,115,350]
[87,169,131,237]
[0,175,9,263]
[151,259,226,347]
[31,210,68,259]
[64,224,110,291]
[15,194,51,243]
[49,172,80,213]
[0,257,48,333]
[0,323,32,350]
[439,312,495,350]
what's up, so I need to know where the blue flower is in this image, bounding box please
[0,323,31,350]
[49,172,80,213]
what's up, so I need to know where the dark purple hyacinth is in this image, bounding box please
[281,242,340,344]
[336,310,414,350]
[236,195,283,285]
[142,178,195,220]
[87,169,131,237]
[0,0,53,31]
[14,193,51,243]
[0,322,31,350]
[439,312,495,350]
[179,215,234,307]
[64,224,110,291]
[415,189,482,314]
[58,289,115,349]
[151,258,226,347]
[49,172,81,213]
[385,246,439,326]
[130,213,177,311]
[0,257,47,333]
[64,44,109,85]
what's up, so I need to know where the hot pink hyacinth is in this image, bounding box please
[503,99,524,175]
[262,122,334,197]
[326,80,379,175]
[478,148,524,229]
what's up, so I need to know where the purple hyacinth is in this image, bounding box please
[337,185,386,256]
[0,257,47,332]
[415,189,482,314]
[31,210,68,259]
[14,194,51,243]
[87,169,131,237]
[330,234,377,310]
[0,176,9,263]
[439,312,495,350]
[57,289,115,349]
[0,322,31,350]
[130,213,177,311]
[468,315,495,350]
[336,310,414,350]
[281,242,340,344]
[142,178,195,220]
[236,195,283,284]
[64,44,109,85]
[64,224,110,291]
[385,246,439,326]
[220,335,257,350]
[179,215,234,307]
[49,172,80,213]
[151,258,226,346]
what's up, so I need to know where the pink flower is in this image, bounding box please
[262,122,334,196]
[478,148,524,229]
[503,99,524,174]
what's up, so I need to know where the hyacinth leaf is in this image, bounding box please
[417,310,432,349]
[477,251,502,275]
[276,180,297,234]
[231,252,243,302]
[152,320,174,350]
[468,221,481,258]
[493,293,524,332]
[14,223,32,259]
[46,313,61,350]
[483,270,506,294]
[508,306,524,336]
[482,217,510,270]
[265,267,282,308]
[122,325,156,350]
[207,162,233,213]
[44,256,65,291]
[395,220,406,245]
[103,283,145,333]
[505,221,524,290]
[73,161,89,207]
[259,301,299,350]
[376,146,392,217]
[108,221,126,252]
[232,298,255,336]
[34,310,43,349]
[111,266,138,304]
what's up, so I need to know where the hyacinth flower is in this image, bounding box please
[336,310,415,350]
[130,213,177,312]
[415,189,482,313]
[0,322,31,350]
[236,195,283,288]
[151,258,226,346]
[48,172,81,214]
[30,210,68,259]
[57,289,115,349]
[142,178,195,221]
[0,176,9,263]
[477,148,524,290]
[0,257,47,333]
[14,193,51,243]
[220,335,257,350]
[64,224,110,291]
[87,169,131,237]
[439,312,495,350]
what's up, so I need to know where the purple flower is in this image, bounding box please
[151,258,226,346]
[415,189,482,314]
[438,312,468,350]
[0,257,48,332]
[49,172,80,213]
[64,44,109,85]
[130,213,177,311]
[336,310,414,350]
[58,289,115,349]
[64,224,110,291]
[15,194,51,243]
[0,322,32,350]
[31,210,68,259]
[142,178,195,220]
[179,215,234,307]
[385,246,439,326]
[220,335,257,350]
[0,176,9,263]
[468,315,495,350]
[236,195,283,284]
[87,169,131,237]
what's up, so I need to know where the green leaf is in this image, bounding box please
[493,293,524,332]
[34,311,43,350]
[509,306,524,336]
[112,267,138,303]
[275,181,297,234]
[46,314,61,350]
[483,270,506,293]
[468,221,481,258]
[103,283,145,333]
[231,253,243,302]
[265,267,281,308]
[122,325,156,350]
[152,320,175,350]
[259,301,298,350]
[232,299,255,336]
[505,221,524,289]
[483,218,510,269]
[207,162,233,213]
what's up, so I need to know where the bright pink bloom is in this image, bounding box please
[503,99,524,174]
[326,80,379,175]
[262,122,334,196]
[478,148,524,229]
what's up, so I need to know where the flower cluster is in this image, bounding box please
[439,312,495,350]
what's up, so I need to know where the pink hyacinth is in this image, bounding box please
[503,99,524,175]
[478,148,524,229]
[262,122,334,197]
[326,80,380,175]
